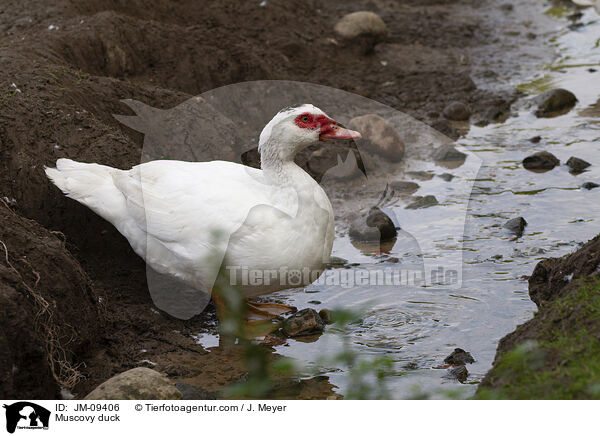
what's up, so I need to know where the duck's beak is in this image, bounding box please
[319,123,362,141]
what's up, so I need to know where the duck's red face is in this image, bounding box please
[294,112,361,141]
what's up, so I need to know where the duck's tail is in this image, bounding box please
[45,158,126,224]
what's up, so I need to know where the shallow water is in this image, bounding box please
[195,5,600,398]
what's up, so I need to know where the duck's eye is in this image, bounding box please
[301,115,310,122]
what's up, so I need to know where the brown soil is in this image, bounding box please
[0,0,540,398]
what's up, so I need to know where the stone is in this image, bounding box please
[389,181,420,194]
[529,135,542,143]
[349,207,398,242]
[442,102,471,121]
[318,309,333,325]
[334,12,387,54]
[534,88,577,117]
[432,144,467,162]
[438,173,455,181]
[504,217,528,236]
[582,182,599,190]
[566,156,591,173]
[262,330,288,347]
[327,256,348,268]
[444,348,475,365]
[406,195,438,209]
[84,367,183,400]
[348,114,404,162]
[406,171,434,181]
[282,309,325,337]
[447,365,469,383]
[522,151,560,171]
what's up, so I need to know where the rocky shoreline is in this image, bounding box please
[477,234,600,399]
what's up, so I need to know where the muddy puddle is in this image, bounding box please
[188,4,600,399]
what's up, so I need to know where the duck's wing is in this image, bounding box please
[112,160,272,265]
[112,159,280,318]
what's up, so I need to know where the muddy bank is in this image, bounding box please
[0,201,100,398]
[477,234,600,399]
[0,0,552,398]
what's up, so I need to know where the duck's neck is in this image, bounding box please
[260,140,309,187]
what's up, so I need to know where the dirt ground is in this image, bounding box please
[0,0,550,398]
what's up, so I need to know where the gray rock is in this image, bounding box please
[504,217,528,236]
[534,88,577,117]
[438,173,455,181]
[406,195,438,209]
[349,207,398,242]
[262,330,288,347]
[318,309,333,325]
[334,11,388,54]
[447,365,469,383]
[390,180,420,194]
[85,367,183,400]
[523,151,560,171]
[475,101,511,126]
[432,144,467,162]
[529,135,542,143]
[348,114,404,162]
[327,256,348,268]
[444,348,475,365]
[406,171,434,181]
[430,118,459,139]
[282,309,325,337]
[582,182,600,190]
[566,156,591,173]
[442,102,471,121]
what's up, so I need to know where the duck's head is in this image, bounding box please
[258,104,361,162]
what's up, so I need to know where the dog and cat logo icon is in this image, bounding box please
[3,402,50,433]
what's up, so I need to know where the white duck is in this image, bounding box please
[46,104,360,323]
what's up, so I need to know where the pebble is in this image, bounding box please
[582,182,599,190]
[318,309,333,325]
[566,156,591,173]
[349,207,398,242]
[504,217,528,236]
[442,102,471,121]
[282,309,325,337]
[406,195,438,209]
[334,11,388,54]
[444,348,475,365]
[447,365,469,383]
[522,151,560,171]
[438,173,455,182]
[406,170,434,181]
[390,180,420,194]
[432,144,467,162]
[534,88,577,117]
[262,330,288,346]
[348,113,405,162]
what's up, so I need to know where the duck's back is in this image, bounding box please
[47,158,333,296]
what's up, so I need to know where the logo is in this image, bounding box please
[3,402,50,434]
